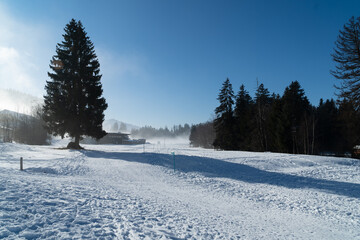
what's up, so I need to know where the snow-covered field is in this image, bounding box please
[1,140,360,239]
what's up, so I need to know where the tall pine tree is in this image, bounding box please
[315,99,339,154]
[254,83,271,151]
[43,19,107,149]
[331,16,360,110]
[337,99,360,153]
[267,93,287,152]
[282,81,311,154]
[214,78,236,150]
[234,84,254,150]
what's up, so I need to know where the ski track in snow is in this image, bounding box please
[0,142,360,239]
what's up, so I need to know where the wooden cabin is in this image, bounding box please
[98,133,131,144]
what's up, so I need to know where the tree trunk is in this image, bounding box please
[67,134,82,149]
[75,134,80,148]
[312,117,315,155]
[304,115,308,154]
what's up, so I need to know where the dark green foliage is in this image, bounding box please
[43,19,107,148]
[281,81,312,154]
[234,85,254,150]
[254,83,272,151]
[315,99,339,154]
[213,78,236,150]
[15,106,50,145]
[198,78,359,157]
[337,100,360,153]
[0,107,50,145]
[331,16,360,110]
[189,121,215,148]
[267,94,287,152]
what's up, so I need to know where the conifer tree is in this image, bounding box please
[43,19,107,149]
[213,78,235,150]
[234,84,254,150]
[267,94,287,152]
[331,16,360,110]
[282,81,311,153]
[254,83,271,151]
[315,99,339,154]
[189,121,215,148]
[337,99,360,153]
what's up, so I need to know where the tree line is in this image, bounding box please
[0,106,50,145]
[189,121,215,149]
[131,124,191,139]
[198,79,358,155]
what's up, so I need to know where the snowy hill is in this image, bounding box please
[103,119,139,133]
[0,109,34,129]
[0,89,43,114]
[0,142,359,239]
[0,109,31,118]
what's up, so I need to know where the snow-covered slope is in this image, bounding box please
[0,142,359,239]
[0,89,43,114]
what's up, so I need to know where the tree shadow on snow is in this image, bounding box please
[83,150,360,199]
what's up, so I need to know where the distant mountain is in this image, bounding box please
[0,109,32,119]
[102,119,140,133]
[0,89,43,114]
[0,109,34,129]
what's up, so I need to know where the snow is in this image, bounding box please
[1,141,360,239]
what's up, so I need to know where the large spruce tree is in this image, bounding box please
[331,16,360,110]
[234,84,254,150]
[213,78,236,150]
[337,99,360,153]
[254,83,271,151]
[315,99,339,154]
[43,19,107,149]
[267,93,286,152]
[282,81,311,154]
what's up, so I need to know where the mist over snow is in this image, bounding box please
[145,136,190,145]
[0,88,43,114]
[103,119,140,133]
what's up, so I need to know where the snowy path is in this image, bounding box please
[0,142,360,239]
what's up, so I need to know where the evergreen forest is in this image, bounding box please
[190,79,360,156]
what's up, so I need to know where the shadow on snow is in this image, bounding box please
[83,150,360,199]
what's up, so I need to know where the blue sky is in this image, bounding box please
[0,0,360,127]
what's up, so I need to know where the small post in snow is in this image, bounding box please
[172,152,175,172]
[20,157,23,171]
